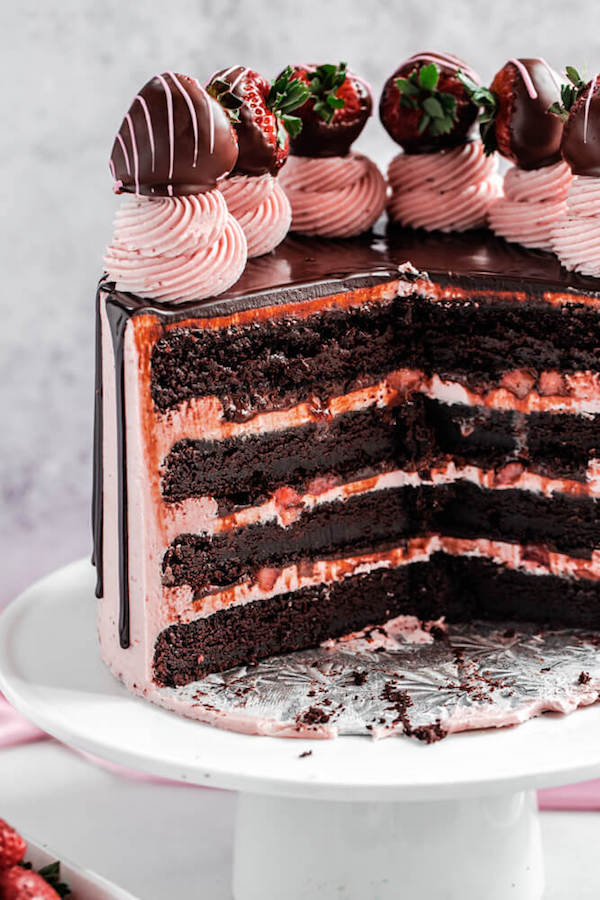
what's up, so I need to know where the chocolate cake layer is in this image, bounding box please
[163,486,417,591]
[414,297,600,382]
[426,399,600,479]
[153,553,600,685]
[163,481,600,594]
[151,295,411,416]
[162,396,600,509]
[161,403,415,507]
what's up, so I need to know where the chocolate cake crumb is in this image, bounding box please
[578,671,591,685]
[297,706,331,726]
[352,670,368,685]
[299,750,313,758]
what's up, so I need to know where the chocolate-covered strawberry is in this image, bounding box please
[559,71,600,176]
[207,66,308,176]
[279,62,372,157]
[380,52,480,153]
[461,58,564,168]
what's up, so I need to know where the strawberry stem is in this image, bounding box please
[306,62,348,124]
[457,71,497,154]
[267,66,310,145]
[548,66,586,121]
[396,63,459,140]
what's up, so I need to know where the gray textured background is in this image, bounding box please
[2,0,599,603]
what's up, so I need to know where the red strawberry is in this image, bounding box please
[379,51,479,153]
[466,58,564,169]
[0,866,61,899]
[281,62,372,157]
[0,820,26,871]
[206,66,309,176]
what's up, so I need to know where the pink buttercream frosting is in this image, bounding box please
[552,176,600,276]
[219,174,291,257]
[489,161,572,251]
[104,191,247,301]
[278,153,387,237]
[387,141,500,232]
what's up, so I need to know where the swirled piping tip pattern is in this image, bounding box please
[551,176,600,276]
[489,161,572,251]
[103,192,247,301]
[219,174,292,257]
[278,153,387,238]
[387,142,500,232]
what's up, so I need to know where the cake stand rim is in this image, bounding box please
[2,556,600,802]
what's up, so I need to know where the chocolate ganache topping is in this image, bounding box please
[110,72,238,196]
[561,76,600,176]
[487,58,564,169]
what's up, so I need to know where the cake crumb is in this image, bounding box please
[578,671,591,685]
[299,750,312,759]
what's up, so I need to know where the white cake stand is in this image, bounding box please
[2,561,600,900]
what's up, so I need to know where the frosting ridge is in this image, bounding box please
[279,152,387,237]
[104,193,247,301]
[387,141,500,232]
[552,176,600,276]
[219,174,292,257]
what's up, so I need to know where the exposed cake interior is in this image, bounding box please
[94,229,600,691]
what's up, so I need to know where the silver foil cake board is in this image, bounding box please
[158,615,600,741]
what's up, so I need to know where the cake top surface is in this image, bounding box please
[103,223,600,320]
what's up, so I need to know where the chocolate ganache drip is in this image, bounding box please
[110,72,239,196]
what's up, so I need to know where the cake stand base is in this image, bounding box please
[233,790,543,900]
[5,561,600,900]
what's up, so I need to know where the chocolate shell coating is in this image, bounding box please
[289,66,372,157]
[110,72,238,196]
[209,66,285,177]
[501,59,564,169]
[561,79,600,176]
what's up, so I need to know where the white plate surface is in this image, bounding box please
[22,832,138,899]
[1,559,600,802]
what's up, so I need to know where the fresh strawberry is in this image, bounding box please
[206,66,308,176]
[0,820,26,871]
[0,866,61,899]
[279,62,372,157]
[380,52,479,153]
[461,58,564,168]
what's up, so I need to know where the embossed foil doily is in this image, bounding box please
[157,617,600,741]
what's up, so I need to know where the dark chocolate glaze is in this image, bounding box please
[208,67,285,176]
[91,225,600,649]
[499,59,564,169]
[110,72,238,196]
[561,78,600,176]
[92,289,103,597]
[288,65,372,158]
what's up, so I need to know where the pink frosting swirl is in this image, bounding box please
[278,153,387,238]
[387,141,500,232]
[489,161,572,251]
[552,176,600,276]
[104,191,247,302]
[219,174,291,257]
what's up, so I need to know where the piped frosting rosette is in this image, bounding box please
[219,174,291,257]
[551,177,600,275]
[488,161,572,250]
[387,141,500,232]
[279,153,387,237]
[104,191,247,302]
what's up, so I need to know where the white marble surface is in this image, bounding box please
[2,0,600,603]
[0,741,598,898]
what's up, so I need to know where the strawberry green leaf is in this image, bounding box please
[306,62,348,123]
[419,63,439,91]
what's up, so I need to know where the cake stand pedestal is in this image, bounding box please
[2,562,600,900]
